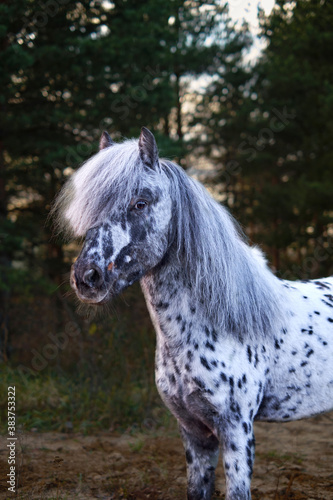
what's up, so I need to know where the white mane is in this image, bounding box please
[161,159,284,339]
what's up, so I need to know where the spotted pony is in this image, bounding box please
[54,128,333,500]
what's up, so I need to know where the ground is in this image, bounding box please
[1,412,333,500]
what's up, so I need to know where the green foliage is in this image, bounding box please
[0,365,165,432]
[0,284,174,432]
[187,14,253,151]
[0,319,169,432]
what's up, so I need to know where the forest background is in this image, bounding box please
[1,0,333,433]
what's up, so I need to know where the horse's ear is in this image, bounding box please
[99,131,114,150]
[139,127,159,169]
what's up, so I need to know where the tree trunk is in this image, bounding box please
[0,136,10,362]
[164,115,170,137]
[272,219,280,271]
[175,70,183,140]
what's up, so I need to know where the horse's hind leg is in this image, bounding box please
[180,426,219,500]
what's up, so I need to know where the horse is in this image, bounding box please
[53,127,333,500]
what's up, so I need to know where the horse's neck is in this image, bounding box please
[141,241,287,349]
[141,254,187,308]
[140,255,194,347]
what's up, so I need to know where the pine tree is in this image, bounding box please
[186,11,253,203]
[0,0,35,359]
[250,0,333,276]
[203,0,333,277]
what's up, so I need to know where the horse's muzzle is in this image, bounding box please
[70,262,108,304]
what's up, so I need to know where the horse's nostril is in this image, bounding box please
[83,267,102,288]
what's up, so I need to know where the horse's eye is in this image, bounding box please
[133,200,148,211]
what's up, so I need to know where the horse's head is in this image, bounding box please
[59,128,174,304]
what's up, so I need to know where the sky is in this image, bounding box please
[228,0,276,61]
[228,0,275,30]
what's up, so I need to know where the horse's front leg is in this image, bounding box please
[219,420,255,500]
[180,426,220,500]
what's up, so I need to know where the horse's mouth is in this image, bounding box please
[74,289,111,305]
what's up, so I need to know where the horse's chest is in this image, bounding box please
[154,343,221,436]
[155,339,191,398]
[153,318,267,428]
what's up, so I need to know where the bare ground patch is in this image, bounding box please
[1,412,332,499]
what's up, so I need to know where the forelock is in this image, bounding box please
[53,138,161,238]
